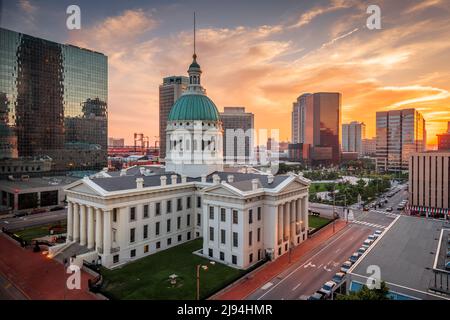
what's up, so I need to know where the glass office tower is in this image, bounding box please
[0,28,108,173]
[376,109,426,172]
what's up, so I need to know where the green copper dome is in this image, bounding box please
[168,94,220,121]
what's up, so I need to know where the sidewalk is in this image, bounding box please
[211,220,347,300]
[0,233,98,300]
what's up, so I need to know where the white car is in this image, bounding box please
[319,281,337,297]
[375,230,382,235]
[341,260,353,273]
[362,239,373,248]
[368,234,376,241]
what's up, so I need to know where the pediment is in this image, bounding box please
[67,182,101,196]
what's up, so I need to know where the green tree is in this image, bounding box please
[337,281,391,300]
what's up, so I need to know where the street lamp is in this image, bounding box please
[196,261,215,300]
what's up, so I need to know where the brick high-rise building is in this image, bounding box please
[437,121,450,151]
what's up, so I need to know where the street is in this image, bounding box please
[0,209,67,231]
[246,184,408,300]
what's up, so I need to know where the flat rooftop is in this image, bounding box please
[348,215,450,300]
[0,176,79,192]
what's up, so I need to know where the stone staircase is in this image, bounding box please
[53,242,92,264]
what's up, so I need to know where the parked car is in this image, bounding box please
[363,206,369,211]
[349,252,360,263]
[319,281,337,297]
[30,208,47,215]
[375,230,383,235]
[447,250,450,258]
[446,261,450,271]
[368,234,376,241]
[341,261,353,273]
[50,206,65,212]
[386,207,393,212]
[357,247,367,255]
[332,272,346,284]
[362,239,373,248]
[307,291,325,300]
[13,211,28,218]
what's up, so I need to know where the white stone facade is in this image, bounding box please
[64,171,309,269]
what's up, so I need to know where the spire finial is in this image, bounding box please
[193,12,197,59]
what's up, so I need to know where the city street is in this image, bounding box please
[245,187,408,300]
[0,210,67,231]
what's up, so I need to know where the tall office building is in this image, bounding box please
[362,138,377,156]
[376,108,426,172]
[409,152,449,218]
[291,92,341,165]
[342,121,366,155]
[159,76,189,159]
[0,28,108,173]
[220,107,254,163]
[437,121,450,151]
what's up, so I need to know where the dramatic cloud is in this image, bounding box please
[68,1,450,147]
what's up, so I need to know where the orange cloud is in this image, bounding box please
[68,3,450,148]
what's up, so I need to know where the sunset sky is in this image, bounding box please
[3,0,450,147]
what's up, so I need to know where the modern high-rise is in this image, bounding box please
[409,152,449,218]
[220,107,254,163]
[342,121,366,155]
[376,108,426,172]
[291,92,341,165]
[362,138,377,156]
[437,121,450,151]
[108,138,125,147]
[0,28,108,173]
[159,76,189,159]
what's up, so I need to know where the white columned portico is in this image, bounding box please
[103,210,112,255]
[73,203,80,242]
[80,204,87,246]
[95,208,103,253]
[87,206,95,249]
[67,202,73,242]
[277,204,283,245]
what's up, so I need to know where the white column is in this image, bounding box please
[67,202,73,242]
[103,210,112,255]
[283,202,290,241]
[303,197,309,233]
[95,208,103,253]
[290,201,296,242]
[296,198,301,234]
[80,205,87,246]
[73,203,80,242]
[263,205,278,260]
[87,206,95,249]
[277,204,283,244]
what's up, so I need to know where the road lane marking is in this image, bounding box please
[317,264,323,269]
[257,225,358,300]
[261,282,273,290]
[292,282,303,291]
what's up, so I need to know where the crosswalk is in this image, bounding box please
[370,210,399,218]
[351,219,386,229]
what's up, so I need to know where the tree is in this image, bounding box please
[337,281,391,300]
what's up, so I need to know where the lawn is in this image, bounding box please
[13,222,66,242]
[100,238,245,300]
[308,215,331,230]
